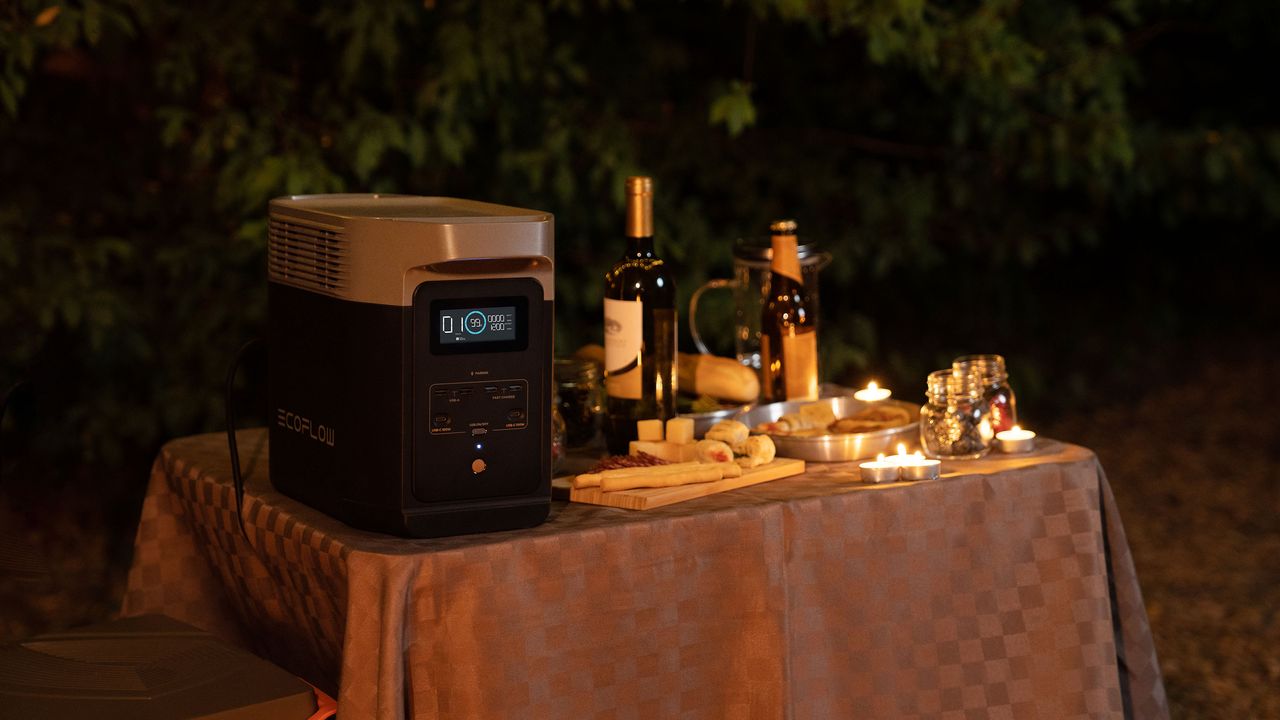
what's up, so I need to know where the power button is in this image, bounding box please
[471,458,487,474]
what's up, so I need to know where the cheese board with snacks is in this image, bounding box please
[552,417,806,509]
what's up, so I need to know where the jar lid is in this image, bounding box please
[925,368,984,401]
[925,369,952,399]
[953,354,1008,382]
[554,357,599,384]
[948,368,984,397]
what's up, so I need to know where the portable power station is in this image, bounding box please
[266,194,554,537]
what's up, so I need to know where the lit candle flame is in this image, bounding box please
[896,443,906,457]
[854,380,891,402]
[1011,424,1021,433]
[876,453,885,462]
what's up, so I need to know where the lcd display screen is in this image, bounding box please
[438,306,517,345]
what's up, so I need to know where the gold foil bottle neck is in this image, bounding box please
[769,218,798,234]
[626,176,653,195]
[625,176,654,238]
[769,219,802,283]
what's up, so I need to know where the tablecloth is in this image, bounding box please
[121,430,1167,719]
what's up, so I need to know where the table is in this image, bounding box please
[122,430,1168,719]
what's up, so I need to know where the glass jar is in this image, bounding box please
[554,357,602,448]
[920,369,995,460]
[550,403,567,475]
[953,354,1017,433]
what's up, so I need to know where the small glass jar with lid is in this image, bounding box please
[554,357,602,448]
[919,369,995,460]
[952,354,1017,433]
[550,404,567,474]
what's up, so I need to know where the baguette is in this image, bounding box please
[677,353,760,404]
[574,460,742,490]
[598,462,741,491]
[573,461,701,489]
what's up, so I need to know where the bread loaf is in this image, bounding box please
[580,346,758,404]
[677,353,759,403]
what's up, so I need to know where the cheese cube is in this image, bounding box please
[629,440,698,463]
[636,419,664,442]
[665,417,695,445]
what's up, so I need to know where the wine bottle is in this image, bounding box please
[760,219,818,401]
[603,176,677,454]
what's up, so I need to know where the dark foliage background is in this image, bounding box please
[0,0,1276,684]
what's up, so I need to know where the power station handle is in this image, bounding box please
[424,256,549,275]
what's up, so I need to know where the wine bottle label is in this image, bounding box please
[781,331,819,400]
[604,297,643,399]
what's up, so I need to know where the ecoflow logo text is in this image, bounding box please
[276,409,336,447]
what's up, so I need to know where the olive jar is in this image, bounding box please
[920,369,995,460]
[553,357,602,448]
[952,354,1017,434]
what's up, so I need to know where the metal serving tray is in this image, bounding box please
[680,404,750,437]
[733,396,921,462]
[678,383,855,438]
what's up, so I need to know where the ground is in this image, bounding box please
[2,348,1277,718]
[1047,349,1280,719]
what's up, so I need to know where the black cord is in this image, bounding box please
[225,339,263,540]
[0,380,30,489]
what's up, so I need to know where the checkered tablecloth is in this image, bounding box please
[122,430,1167,719]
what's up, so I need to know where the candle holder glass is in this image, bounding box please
[952,354,1017,434]
[920,369,994,460]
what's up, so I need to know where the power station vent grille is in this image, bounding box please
[267,216,349,293]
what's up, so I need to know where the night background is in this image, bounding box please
[1,1,1277,716]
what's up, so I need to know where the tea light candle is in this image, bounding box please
[898,451,942,481]
[859,453,900,483]
[853,380,892,403]
[883,443,914,467]
[996,425,1036,453]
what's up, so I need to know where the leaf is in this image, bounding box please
[82,0,103,44]
[245,156,286,206]
[157,107,189,147]
[708,80,756,137]
[0,81,16,117]
[34,6,62,27]
[354,130,387,181]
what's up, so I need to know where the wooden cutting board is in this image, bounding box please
[553,457,805,510]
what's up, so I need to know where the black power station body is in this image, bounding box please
[266,195,554,537]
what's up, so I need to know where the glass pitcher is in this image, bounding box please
[688,238,831,369]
